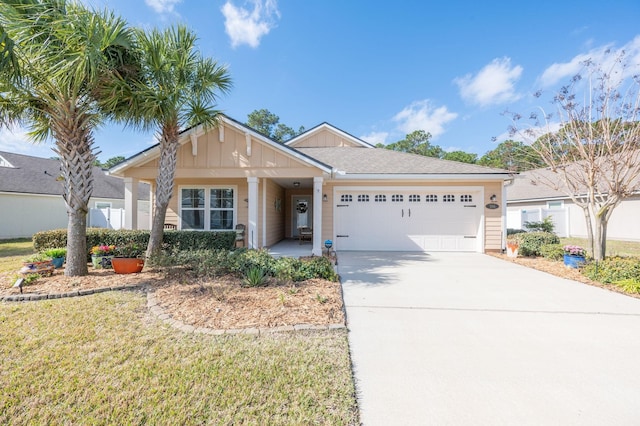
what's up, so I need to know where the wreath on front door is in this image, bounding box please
[296,202,308,213]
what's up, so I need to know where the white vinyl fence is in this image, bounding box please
[507,207,568,237]
[89,207,125,229]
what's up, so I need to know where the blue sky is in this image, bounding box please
[2,0,640,163]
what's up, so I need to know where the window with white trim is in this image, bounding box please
[443,194,455,202]
[425,194,438,202]
[95,202,112,209]
[547,201,564,210]
[180,187,235,230]
[374,194,386,202]
[340,194,353,203]
[357,194,369,202]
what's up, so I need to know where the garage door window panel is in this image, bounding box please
[392,194,403,202]
[357,194,369,202]
[374,194,386,202]
[443,194,455,202]
[340,194,353,203]
[425,194,438,203]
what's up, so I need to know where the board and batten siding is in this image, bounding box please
[288,131,362,148]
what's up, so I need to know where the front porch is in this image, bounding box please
[267,238,313,258]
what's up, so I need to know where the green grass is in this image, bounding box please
[560,237,640,257]
[0,291,358,425]
[0,238,35,275]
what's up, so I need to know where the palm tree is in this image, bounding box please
[108,25,232,258]
[0,0,135,276]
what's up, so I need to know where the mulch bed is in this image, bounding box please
[490,253,640,300]
[0,266,345,329]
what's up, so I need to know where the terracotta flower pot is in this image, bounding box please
[112,258,145,274]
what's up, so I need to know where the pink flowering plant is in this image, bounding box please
[90,245,116,256]
[563,245,585,257]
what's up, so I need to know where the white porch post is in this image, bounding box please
[312,176,323,256]
[247,177,259,249]
[124,177,138,230]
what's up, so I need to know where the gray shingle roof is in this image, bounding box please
[296,147,510,175]
[0,151,149,199]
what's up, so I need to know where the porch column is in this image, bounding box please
[312,176,323,256]
[247,177,259,249]
[124,177,138,230]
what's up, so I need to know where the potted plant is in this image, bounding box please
[506,236,519,258]
[563,245,586,268]
[111,243,145,274]
[90,245,116,269]
[21,253,54,276]
[44,247,67,269]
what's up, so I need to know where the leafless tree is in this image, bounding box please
[507,53,640,260]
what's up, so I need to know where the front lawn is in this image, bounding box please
[0,238,34,276]
[560,237,640,257]
[0,291,358,424]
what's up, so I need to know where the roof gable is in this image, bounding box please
[285,123,374,148]
[109,115,332,176]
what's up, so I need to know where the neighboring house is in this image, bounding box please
[0,151,151,238]
[109,115,513,255]
[507,169,640,241]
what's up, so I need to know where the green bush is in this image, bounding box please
[615,279,640,294]
[514,232,560,257]
[539,243,565,261]
[33,228,235,259]
[149,248,338,283]
[506,228,527,236]
[523,216,555,233]
[582,257,640,283]
[242,267,268,287]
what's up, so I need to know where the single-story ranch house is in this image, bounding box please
[0,151,150,238]
[507,169,640,241]
[109,115,513,256]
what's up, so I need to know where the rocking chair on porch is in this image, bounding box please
[298,226,313,244]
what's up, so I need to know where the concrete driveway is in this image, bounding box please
[339,252,640,425]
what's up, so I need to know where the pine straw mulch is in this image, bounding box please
[0,267,345,330]
[489,253,640,300]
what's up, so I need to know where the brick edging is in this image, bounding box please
[0,284,144,302]
[146,290,346,335]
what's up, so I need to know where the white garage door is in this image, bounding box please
[334,188,483,252]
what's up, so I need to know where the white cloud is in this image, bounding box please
[392,100,457,138]
[221,0,280,49]
[540,36,640,87]
[145,0,181,14]
[454,57,523,107]
[360,131,388,145]
[0,126,55,157]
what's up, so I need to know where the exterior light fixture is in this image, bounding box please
[293,181,300,188]
[323,194,328,202]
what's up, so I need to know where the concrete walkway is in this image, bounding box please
[339,252,640,425]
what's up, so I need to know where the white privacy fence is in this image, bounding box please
[507,207,568,237]
[89,208,151,230]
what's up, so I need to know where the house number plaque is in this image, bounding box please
[485,203,499,209]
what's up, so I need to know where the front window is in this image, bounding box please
[180,187,235,230]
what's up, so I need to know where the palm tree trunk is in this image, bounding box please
[54,124,95,277]
[146,128,179,258]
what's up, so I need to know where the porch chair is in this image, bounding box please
[298,226,313,245]
[163,223,177,230]
[235,224,246,247]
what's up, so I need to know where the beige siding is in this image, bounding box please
[264,179,285,246]
[289,129,363,148]
[483,181,504,251]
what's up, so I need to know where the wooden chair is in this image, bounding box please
[298,226,313,244]
[235,224,246,247]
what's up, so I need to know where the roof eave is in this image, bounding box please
[333,173,513,181]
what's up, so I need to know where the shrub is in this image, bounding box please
[242,267,268,287]
[149,248,338,283]
[44,247,67,258]
[33,229,235,259]
[523,216,555,233]
[513,232,560,257]
[506,228,527,236]
[582,257,640,283]
[615,279,640,294]
[539,244,565,261]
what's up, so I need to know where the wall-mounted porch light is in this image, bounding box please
[293,181,300,188]
[323,194,328,202]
